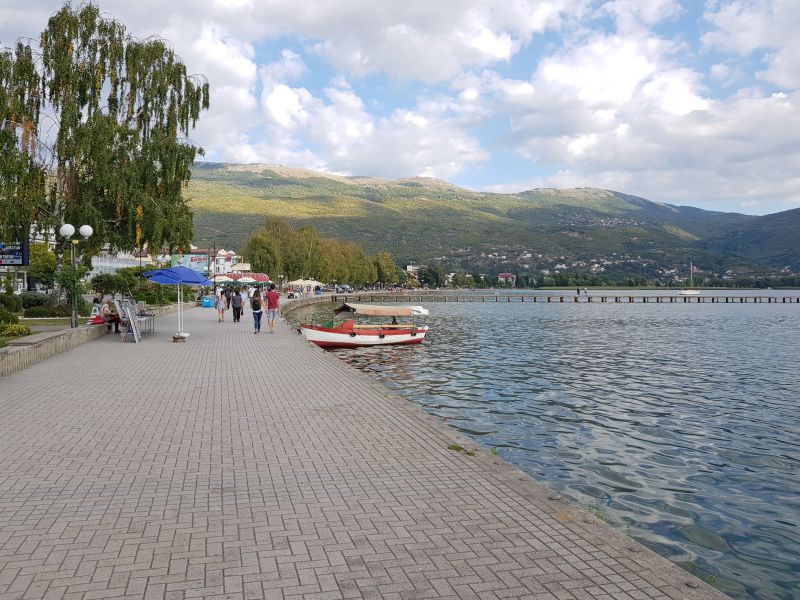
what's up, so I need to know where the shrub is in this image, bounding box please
[20,292,50,308]
[0,293,22,313]
[1,323,31,337]
[77,300,92,317]
[0,309,19,324]
[24,305,71,318]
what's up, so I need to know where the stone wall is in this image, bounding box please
[0,327,106,378]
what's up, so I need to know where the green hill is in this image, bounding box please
[187,163,797,277]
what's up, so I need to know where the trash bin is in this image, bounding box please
[201,296,215,307]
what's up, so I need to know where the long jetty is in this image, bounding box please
[0,303,729,599]
[334,293,800,304]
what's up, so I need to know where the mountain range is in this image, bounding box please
[187,163,800,279]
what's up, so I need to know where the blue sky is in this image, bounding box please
[2,0,800,215]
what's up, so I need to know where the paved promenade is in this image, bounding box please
[0,306,728,599]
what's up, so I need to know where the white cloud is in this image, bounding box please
[602,0,683,33]
[536,35,664,105]
[703,0,800,88]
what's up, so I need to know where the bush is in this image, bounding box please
[1,323,31,337]
[78,300,92,316]
[24,305,71,318]
[0,309,19,324]
[0,293,22,313]
[20,292,49,308]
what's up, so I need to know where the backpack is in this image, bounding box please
[251,297,261,311]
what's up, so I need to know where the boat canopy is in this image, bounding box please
[334,303,429,317]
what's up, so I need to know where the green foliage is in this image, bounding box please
[1,3,210,253]
[0,308,19,324]
[56,263,86,306]
[372,252,399,284]
[244,217,391,285]
[2,276,12,294]
[20,291,49,308]
[91,273,124,297]
[1,323,31,337]
[27,243,57,290]
[0,292,21,312]
[0,42,47,244]
[417,266,444,287]
[447,443,476,456]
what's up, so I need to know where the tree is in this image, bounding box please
[90,273,123,297]
[244,230,281,278]
[1,3,209,254]
[27,243,57,290]
[0,43,47,245]
[372,252,399,285]
[417,266,443,287]
[243,217,393,285]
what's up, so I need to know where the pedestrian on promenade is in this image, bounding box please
[251,290,263,334]
[223,286,232,309]
[215,293,227,322]
[265,283,280,333]
[231,287,243,322]
[239,287,248,314]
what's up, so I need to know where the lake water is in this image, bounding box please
[290,292,800,600]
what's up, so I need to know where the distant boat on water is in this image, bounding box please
[679,262,700,296]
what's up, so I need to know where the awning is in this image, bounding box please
[334,303,429,317]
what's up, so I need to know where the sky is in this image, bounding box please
[2,1,800,215]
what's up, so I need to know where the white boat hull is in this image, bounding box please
[301,324,428,348]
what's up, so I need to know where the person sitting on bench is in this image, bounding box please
[101,300,121,333]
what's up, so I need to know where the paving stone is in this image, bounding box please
[0,306,729,599]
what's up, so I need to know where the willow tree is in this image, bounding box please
[0,43,46,244]
[0,2,209,253]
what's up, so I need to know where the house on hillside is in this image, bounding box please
[215,249,241,274]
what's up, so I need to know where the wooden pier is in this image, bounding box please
[333,294,800,304]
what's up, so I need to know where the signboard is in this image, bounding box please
[0,240,29,266]
[171,253,208,273]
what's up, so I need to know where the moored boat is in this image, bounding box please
[300,302,429,348]
[679,261,700,296]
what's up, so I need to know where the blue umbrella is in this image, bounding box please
[143,266,212,286]
[144,267,212,338]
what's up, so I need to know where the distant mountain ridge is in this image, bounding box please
[187,162,799,277]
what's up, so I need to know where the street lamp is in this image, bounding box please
[60,223,93,328]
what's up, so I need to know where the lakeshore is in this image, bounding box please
[0,304,729,599]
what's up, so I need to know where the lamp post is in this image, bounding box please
[59,223,93,328]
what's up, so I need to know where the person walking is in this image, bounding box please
[239,287,248,315]
[251,289,264,334]
[231,287,243,322]
[215,293,227,322]
[265,283,280,333]
[223,286,232,309]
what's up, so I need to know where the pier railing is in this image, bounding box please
[331,294,800,304]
